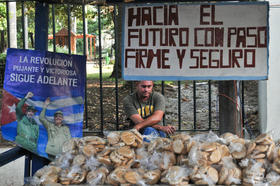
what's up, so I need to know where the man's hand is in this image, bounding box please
[134,123,144,131]
[44,97,51,107]
[160,125,176,135]
[25,92,33,99]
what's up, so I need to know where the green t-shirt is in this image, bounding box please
[15,98,39,153]
[123,91,165,127]
[39,108,71,156]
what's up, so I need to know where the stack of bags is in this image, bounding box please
[30,130,280,185]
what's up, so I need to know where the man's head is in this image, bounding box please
[136,81,154,101]
[26,106,37,119]
[54,110,64,126]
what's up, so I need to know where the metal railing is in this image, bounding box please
[0,0,254,179]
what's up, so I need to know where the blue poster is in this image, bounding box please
[1,48,86,159]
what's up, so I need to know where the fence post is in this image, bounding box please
[28,1,51,176]
[35,2,49,51]
[219,81,242,137]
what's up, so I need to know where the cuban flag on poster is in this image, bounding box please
[0,48,86,159]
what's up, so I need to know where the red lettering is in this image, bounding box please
[136,49,147,68]
[200,5,210,25]
[209,49,220,68]
[205,28,214,47]
[179,28,189,46]
[200,49,208,68]
[169,28,178,46]
[125,49,135,68]
[247,27,257,47]
[231,49,242,68]
[161,49,170,69]
[169,5,179,25]
[194,28,204,47]
[220,50,230,68]
[153,6,163,25]
[176,49,186,69]
[128,29,139,47]
[194,27,223,47]
[125,49,170,69]
[236,28,246,48]
[147,49,161,68]
[142,7,152,26]
[200,5,223,25]
[258,27,267,47]
[128,8,141,26]
[159,28,168,46]
[128,5,178,27]
[211,5,223,25]
[164,5,168,25]
[215,27,224,47]
[227,27,236,47]
[244,49,255,67]
[139,29,148,46]
[227,27,267,48]
[189,49,256,69]
[149,28,160,46]
[190,49,199,68]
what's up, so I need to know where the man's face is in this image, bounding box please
[136,81,153,100]
[26,110,35,119]
[54,114,63,126]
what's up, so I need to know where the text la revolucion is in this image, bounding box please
[19,55,73,68]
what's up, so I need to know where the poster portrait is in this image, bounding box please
[1,48,86,159]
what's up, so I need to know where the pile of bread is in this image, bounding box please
[31,129,280,185]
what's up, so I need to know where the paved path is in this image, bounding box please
[0,148,24,186]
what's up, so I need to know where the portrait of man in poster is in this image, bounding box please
[1,48,86,159]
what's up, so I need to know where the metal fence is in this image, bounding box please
[0,0,255,135]
[0,0,258,178]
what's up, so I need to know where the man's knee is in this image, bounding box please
[142,127,158,136]
[141,127,167,142]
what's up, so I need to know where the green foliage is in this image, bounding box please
[0,3,6,30]
[1,2,115,59]
[76,6,114,35]
[0,53,6,64]
[48,43,70,54]
[75,39,84,55]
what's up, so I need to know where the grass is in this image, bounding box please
[87,72,126,86]
[87,72,112,80]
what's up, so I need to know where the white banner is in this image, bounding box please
[122,2,269,80]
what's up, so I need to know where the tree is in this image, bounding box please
[0,3,7,53]
[110,4,122,78]
[9,2,17,48]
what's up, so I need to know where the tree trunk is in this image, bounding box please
[24,6,28,49]
[71,16,77,53]
[29,32,34,48]
[8,2,17,48]
[0,30,6,53]
[85,6,88,58]
[110,4,122,78]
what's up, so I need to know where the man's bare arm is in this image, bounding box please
[130,111,175,135]
[130,110,164,130]
[153,125,176,135]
